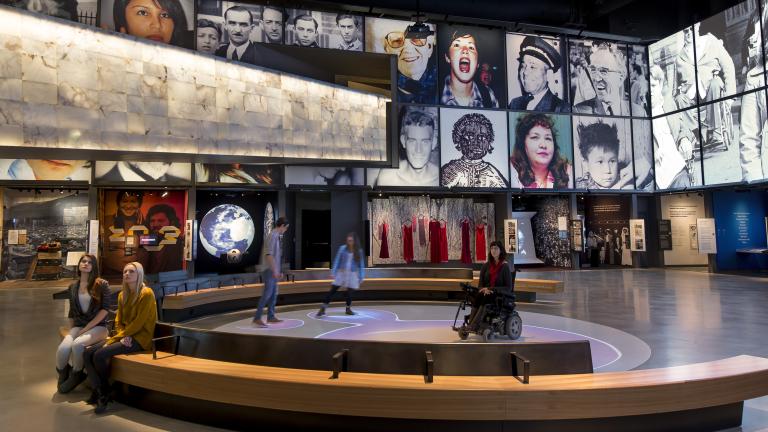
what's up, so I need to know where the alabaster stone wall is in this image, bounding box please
[0,6,388,162]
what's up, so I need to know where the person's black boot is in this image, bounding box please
[86,389,98,405]
[56,365,71,389]
[94,387,111,414]
[345,307,356,315]
[58,370,87,394]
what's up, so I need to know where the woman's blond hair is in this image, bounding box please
[120,261,145,305]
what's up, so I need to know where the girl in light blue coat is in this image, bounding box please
[317,233,365,316]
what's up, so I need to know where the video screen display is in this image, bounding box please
[506,33,568,113]
[572,115,634,190]
[508,111,573,189]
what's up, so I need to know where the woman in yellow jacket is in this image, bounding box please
[83,261,157,414]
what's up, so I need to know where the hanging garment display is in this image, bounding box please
[418,216,427,246]
[402,223,414,264]
[429,219,441,263]
[439,221,449,263]
[460,219,472,264]
[475,223,487,261]
[379,222,390,259]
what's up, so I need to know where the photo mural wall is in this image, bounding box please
[2,190,89,280]
[100,189,187,278]
[368,196,495,265]
[584,195,632,266]
[195,190,277,274]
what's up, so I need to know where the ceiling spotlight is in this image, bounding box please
[161,191,168,198]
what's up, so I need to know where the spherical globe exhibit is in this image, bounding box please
[199,204,255,258]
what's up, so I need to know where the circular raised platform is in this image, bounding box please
[185,302,651,372]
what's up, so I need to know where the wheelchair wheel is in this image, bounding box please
[506,312,523,340]
[458,326,469,340]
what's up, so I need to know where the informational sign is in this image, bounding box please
[658,219,672,250]
[504,219,518,254]
[630,219,646,252]
[697,218,717,254]
[570,219,583,252]
[558,216,569,240]
[17,230,27,244]
[7,230,18,245]
[184,220,193,261]
[87,220,99,257]
[65,251,85,266]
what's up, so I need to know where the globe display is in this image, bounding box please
[199,204,255,258]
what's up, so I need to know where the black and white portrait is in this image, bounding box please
[629,44,650,117]
[739,4,768,182]
[438,24,506,108]
[632,119,654,191]
[569,40,636,116]
[284,167,364,185]
[6,0,89,23]
[506,33,568,113]
[368,106,439,187]
[573,116,634,190]
[649,28,696,117]
[195,163,281,184]
[0,159,90,181]
[196,2,285,61]
[649,65,703,190]
[365,17,437,104]
[285,9,363,50]
[95,161,192,182]
[440,108,509,188]
[100,0,195,49]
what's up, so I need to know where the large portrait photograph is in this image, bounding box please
[506,33,568,113]
[508,112,573,189]
[569,39,634,116]
[652,107,703,190]
[95,161,192,182]
[0,159,90,181]
[437,24,505,108]
[440,107,509,188]
[368,106,439,187]
[100,189,187,277]
[649,28,696,117]
[196,1,287,59]
[365,17,437,104]
[285,166,364,185]
[99,0,195,49]
[572,115,634,190]
[632,119,654,191]
[4,0,96,23]
[629,44,650,117]
[285,9,363,51]
[195,163,281,184]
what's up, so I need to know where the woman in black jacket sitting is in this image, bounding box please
[469,241,513,329]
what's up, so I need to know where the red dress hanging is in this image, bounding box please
[379,222,390,258]
[428,220,441,263]
[402,223,414,264]
[439,221,448,262]
[475,223,487,261]
[460,219,472,264]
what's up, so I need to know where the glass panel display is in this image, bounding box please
[99,0,195,49]
[569,39,632,116]
[652,107,703,189]
[437,24,505,108]
[508,112,573,189]
[506,33,568,113]
[649,28,694,117]
[285,166,364,185]
[368,106,439,187]
[285,9,363,51]
[572,115,634,190]
[364,17,437,104]
[439,107,509,188]
[0,159,90,181]
[94,161,191,182]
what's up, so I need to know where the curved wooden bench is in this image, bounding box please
[112,353,768,431]
[161,277,563,312]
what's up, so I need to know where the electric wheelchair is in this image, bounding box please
[452,280,522,342]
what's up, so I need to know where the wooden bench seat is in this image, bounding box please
[112,353,768,421]
[161,277,563,311]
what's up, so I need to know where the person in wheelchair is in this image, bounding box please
[467,240,514,331]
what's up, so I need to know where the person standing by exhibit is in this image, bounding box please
[83,262,156,414]
[441,32,499,107]
[215,6,258,62]
[293,14,319,47]
[195,18,221,54]
[316,233,365,317]
[112,0,190,47]
[373,107,439,186]
[253,217,289,327]
[260,5,285,44]
[335,13,362,51]
[739,11,768,182]
[508,36,566,112]
[56,254,113,394]
[441,113,508,187]
[509,113,572,188]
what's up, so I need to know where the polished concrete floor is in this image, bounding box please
[1,268,768,431]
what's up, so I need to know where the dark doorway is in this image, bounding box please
[302,209,331,268]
